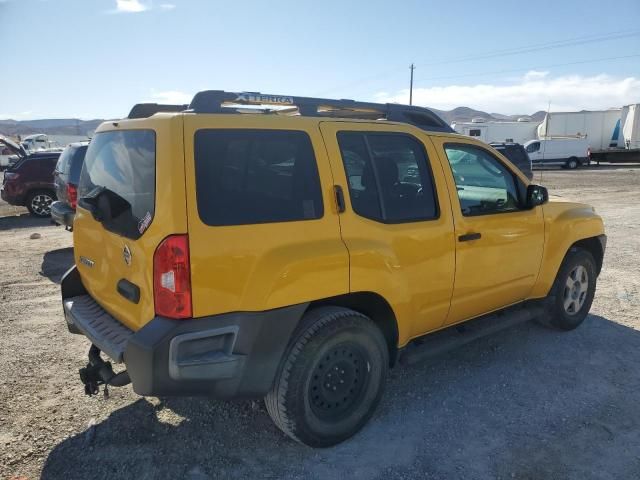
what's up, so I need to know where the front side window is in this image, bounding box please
[79,130,156,239]
[194,129,323,226]
[444,144,521,216]
[337,132,438,223]
[526,142,540,153]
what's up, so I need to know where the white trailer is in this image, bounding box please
[621,104,640,150]
[451,118,540,145]
[536,109,622,151]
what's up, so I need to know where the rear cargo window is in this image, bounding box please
[194,129,323,226]
[69,146,88,183]
[78,130,156,239]
[55,145,87,182]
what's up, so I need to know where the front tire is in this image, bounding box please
[544,248,597,330]
[265,307,388,447]
[26,189,55,217]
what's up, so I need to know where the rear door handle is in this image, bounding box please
[334,185,346,213]
[458,232,481,242]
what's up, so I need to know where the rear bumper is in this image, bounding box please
[61,266,306,398]
[1,179,26,205]
[51,201,75,227]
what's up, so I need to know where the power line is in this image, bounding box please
[414,53,640,82]
[313,29,640,97]
[417,29,640,67]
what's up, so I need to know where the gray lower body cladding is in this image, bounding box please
[61,265,307,398]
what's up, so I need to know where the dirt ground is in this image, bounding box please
[1,165,639,480]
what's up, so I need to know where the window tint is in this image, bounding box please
[194,129,323,226]
[444,144,521,216]
[68,145,87,183]
[526,142,540,153]
[337,132,438,223]
[79,130,156,239]
[55,146,73,174]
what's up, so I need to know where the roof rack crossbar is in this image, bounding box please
[187,90,454,133]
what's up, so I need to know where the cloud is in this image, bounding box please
[374,72,640,114]
[149,90,192,104]
[115,0,149,13]
[110,0,175,13]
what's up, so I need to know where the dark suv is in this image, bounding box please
[489,142,533,180]
[51,142,89,228]
[1,147,62,217]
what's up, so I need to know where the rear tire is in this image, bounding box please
[26,189,55,217]
[541,248,597,331]
[265,306,388,447]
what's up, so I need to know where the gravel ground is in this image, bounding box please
[1,165,639,480]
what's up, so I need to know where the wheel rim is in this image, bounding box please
[569,160,577,169]
[309,343,370,421]
[31,194,53,216]
[563,265,589,314]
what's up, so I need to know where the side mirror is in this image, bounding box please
[526,184,548,208]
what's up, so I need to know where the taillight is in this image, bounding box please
[67,183,78,209]
[153,234,192,319]
[4,172,19,181]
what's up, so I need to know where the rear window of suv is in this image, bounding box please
[56,145,87,183]
[194,129,324,226]
[78,130,156,239]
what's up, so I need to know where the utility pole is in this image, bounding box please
[409,63,415,105]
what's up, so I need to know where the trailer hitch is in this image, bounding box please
[79,345,130,397]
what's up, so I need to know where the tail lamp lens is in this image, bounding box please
[153,234,192,319]
[67,183,78,209]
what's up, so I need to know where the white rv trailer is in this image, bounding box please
[536,109,622,151]
[451,118,540,145]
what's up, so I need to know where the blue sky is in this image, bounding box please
[1,0,639,119]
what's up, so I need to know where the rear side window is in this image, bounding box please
[194,129,324,226]
[337,132,438,223]
[79,130,156,239]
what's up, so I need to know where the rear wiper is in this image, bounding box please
[78,186,107,221]
[79,185,132,223]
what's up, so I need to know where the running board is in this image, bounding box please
[399,303,545,366]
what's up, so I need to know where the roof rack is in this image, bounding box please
[127,90,454,134]
[188,90,453,133]
[128,103,189,119]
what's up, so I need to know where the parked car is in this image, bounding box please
[61,90,605,448]
[51,142,89,229]
[525,137,590,169]
[489,142,533,179]
[0,135,22,169]
[1,138,61,217]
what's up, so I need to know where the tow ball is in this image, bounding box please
[79,345,130,397]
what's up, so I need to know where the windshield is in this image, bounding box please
[79,130,156,239]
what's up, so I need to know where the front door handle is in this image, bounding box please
[458,232,481,242]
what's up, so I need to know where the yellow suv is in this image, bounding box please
[61,91,606,447]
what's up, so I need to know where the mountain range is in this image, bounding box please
[0,108,548,137]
